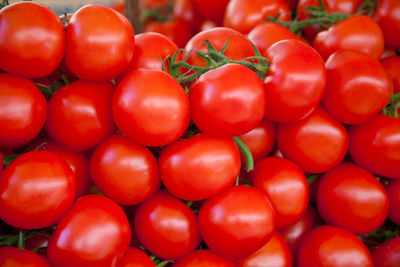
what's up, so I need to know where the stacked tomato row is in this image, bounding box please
[0,0,400,266]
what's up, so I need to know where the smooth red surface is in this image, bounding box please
[381,56,400,93]
[117,248,155,267]
[372,235,400,267]
[143,20,192,48]
[173,250,235,267]
[0,246,50,267]
[373,0,400,50]
[193,0,230,25]
[386,180,400,225]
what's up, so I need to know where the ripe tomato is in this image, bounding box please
[112,69,190,147]
[372,235,400,267]
[90,134,161,205]
[381,56,400,93]
[47,195,131,267]
[349,114,400,179]
[0,73,47,149]
[143,20,192,48]
[297,225,373,267]
[373,0,400,50]
[193,0,230,25]
[160,134,240,201]
[173,0,201,33]
[133,189,201,260]
[0,151,75,229]
[236,232,292,267]
[223,0,291,34]
[66,5,135,81]
[252,157,308,228]
[190,64,266,137]
[46,80,116,152]
[322,49,393,124]
[277,106,349,173]
[173,250,235,267]
[0,2,65,78]
[117,248,155,267]
[199,186,276,260]
[263,40,326,122]
[313,15,384,60]
[387,180,400,225]
[0,246,50,267]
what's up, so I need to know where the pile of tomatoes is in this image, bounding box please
[0,0,400,266]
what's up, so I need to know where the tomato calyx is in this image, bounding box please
[149,253,174,266]
[361,220,400,248]
[140,1,174,25]
[0,0,9,9]
[233,136,254,172]
[382,93,400,118]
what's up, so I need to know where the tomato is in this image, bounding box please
[349,114,400,179]
[263,40,326,122]
[297,225,373,266]
[193,0,230,25]
[0,246,50,267]
[46,80,116,152]
[47,195,131,267]
[0,151,75,229]
[66,5,135,81]
[277,106,348,173]
[173,0,201,33]
[372,235,400,267]
[248,22,303,54]
[90,134,161,205]
[322,49,393,124]
[0,73,47,149]
[381,56,400,93]
[199,186,276,260]
[313,15,384,60]
[112,69,190,147]
[223,0,291,34]
[236,232,292,267]
[251,157,308,228]
[117,248,155,267]
[160,134,240,201]
[0,2,65,78]
[190,64,266,137]
[143,20,192,48]
[133,189,201,260]
[173,250,235,267]
[373,0,400,50]
[386,180,400,225]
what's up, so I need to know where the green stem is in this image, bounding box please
[156,261,174,267]
[3,154,20,167]
[307,174,319,185]
[18,230,24,250]
[233,137,254,172]
[382,93,400,117]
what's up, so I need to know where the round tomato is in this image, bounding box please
[117,248,155,267]
[0,246,50,267]
[381,56,400,93]
[372,235,400,267]
[0,151,75,229]
[373,0,400,50]
[386,180,400,225]
[173,250,235,267]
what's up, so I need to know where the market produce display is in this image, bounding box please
[0,0,400,266]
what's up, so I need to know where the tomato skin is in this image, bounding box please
[252,157,308,229]
[297,225,373,267]
[46,80,116,152]
[117,248,155,267]
[381,56,400,93]
[0,2,65,78]
[66,5,135,81]
[387,180,400,225]
[172,250,235,267]
[143,20,192,49]
[133,189,201,260]
[0,74,47,149]
[322,49,393,124]
[90,134,161,205]
[236,232,292,267]
[372,235,400,267]
[190,64,266,137]
[277,106,349,173]
[47,195,131,267]
[373,0,400,50]
[199,186,276,260]
[349,114,400,179]
[313,15,384,60]
[0,151,75,229]
[263,40,326,122]
[223,0,291,34]
[0,246,50,267]
[193,0,230,25]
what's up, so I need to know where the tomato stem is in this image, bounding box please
[156,261,174,267]
[382,93,400,117]
[306,174,319,185]
[17,230,24,250]
[3,154,19,168]
[233,137,254,172]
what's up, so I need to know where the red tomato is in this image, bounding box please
[313,15,384,60]
[263,40,326,122]
[143,20,192,48]
[236,232,292,267]
[223,0,291,34]
[173,0,201,33]
[0,74,47,149]
[0,151,75,229]
[173,250,235,267]
[252,157,308,228]
[277,106,349,173]
[90,134,161,205]
[0,246,50,267]
[317,162,389,235]
[381,56,400,93]
[47,195,131,267]
[322,49,393,124]
[133,189,201,260]
[190,64,266,137]
[349,114,400,179]
[0,2,65,78]
[372,235,400,267]
[199,186,276,260]
[117,248,155,267]
[297,226,373,267]
[66,5,135,81]
[112,69,190,147]
[193,0,230,25]
[46,80,116,152]
[387,180,400,225]
[160,134,240,201]
[373,0,400,50]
